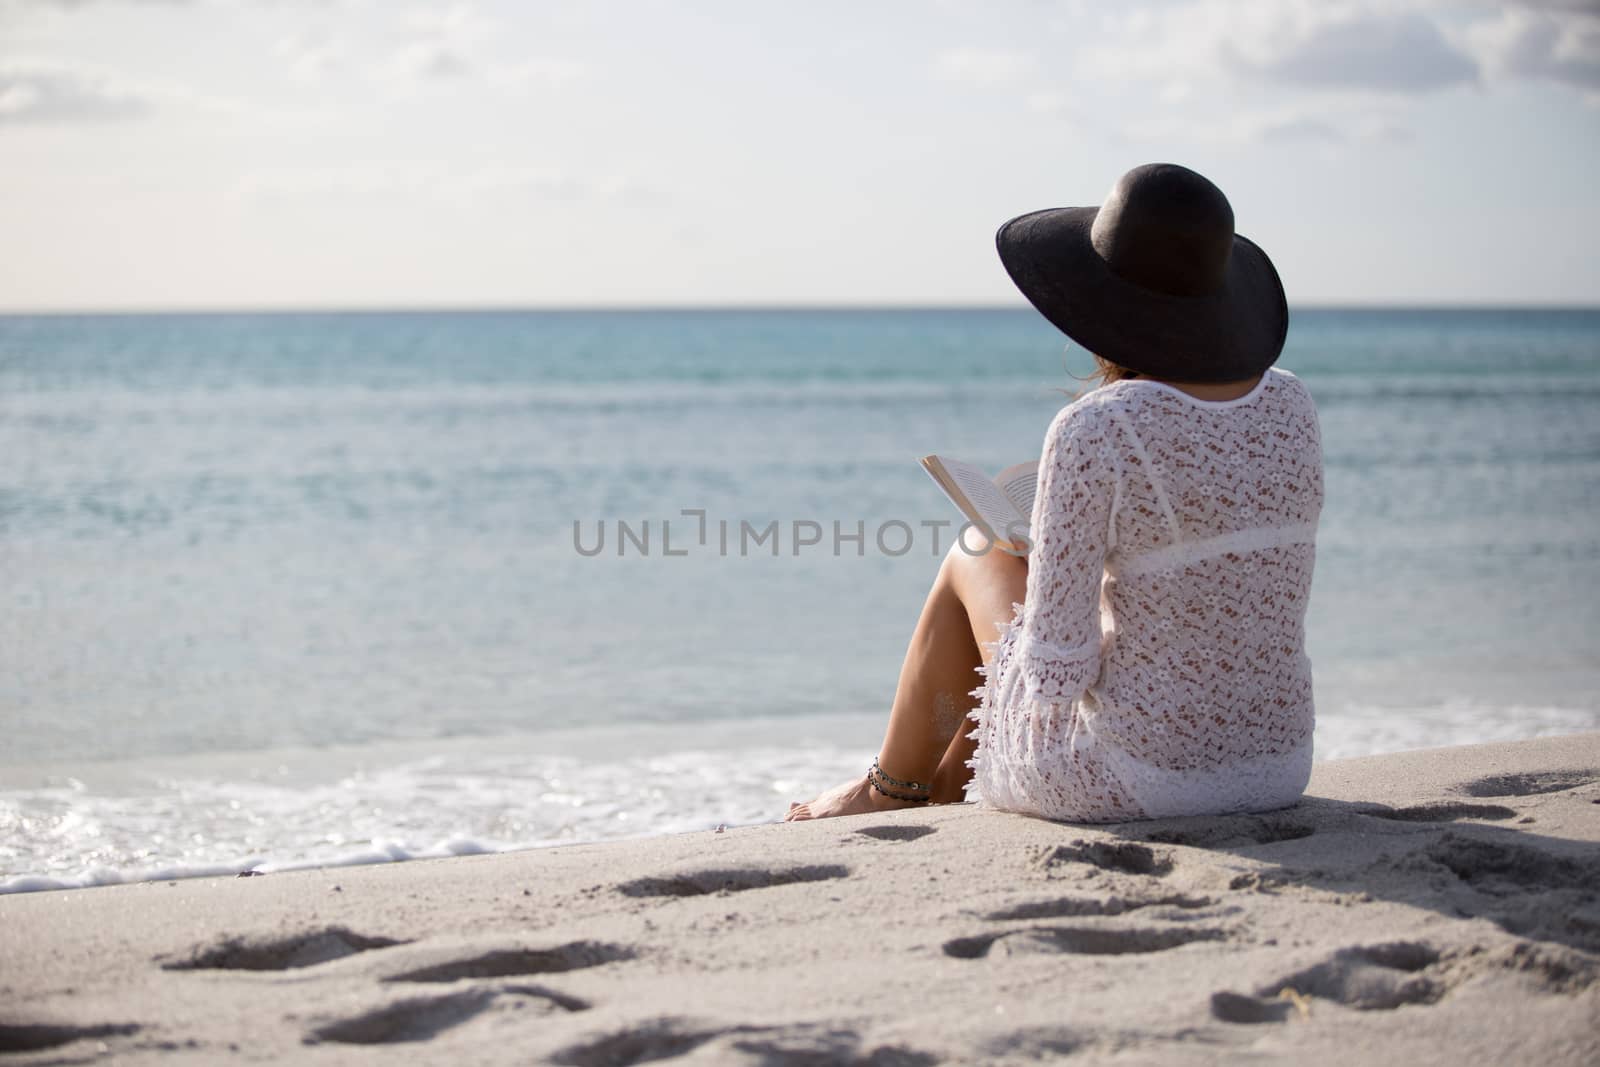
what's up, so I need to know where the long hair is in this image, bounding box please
[1073,353,1141,397]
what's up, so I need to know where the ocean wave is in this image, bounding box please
[1305,375,1600,404]
[0,378,1063,422]
[1,838,509,896]
[0,732,876,895]
[4,706,1597,895]
[1312,702,1600,763]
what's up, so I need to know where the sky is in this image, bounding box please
[0,0,1597,311]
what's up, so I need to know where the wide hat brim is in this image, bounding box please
[996,206,1288,382]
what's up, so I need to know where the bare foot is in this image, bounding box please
[784,774,924,821]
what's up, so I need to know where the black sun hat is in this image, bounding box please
[996,163,1288,383]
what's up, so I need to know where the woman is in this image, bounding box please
[787,163,1322,823]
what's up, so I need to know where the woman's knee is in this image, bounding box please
[940,527,991,578]
[942,529,1026,601]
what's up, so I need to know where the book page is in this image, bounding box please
[994,461,1039,524]
[921,455,1029,551]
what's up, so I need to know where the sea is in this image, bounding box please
[2,307,1597,892]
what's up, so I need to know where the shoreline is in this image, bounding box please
[2,733,1597,1063]
[7,712,1598,896]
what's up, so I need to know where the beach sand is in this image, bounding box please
[2,733,1597,1065]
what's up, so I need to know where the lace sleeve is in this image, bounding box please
[996,398,1121,708]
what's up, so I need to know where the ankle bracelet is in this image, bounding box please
[870,756,929,793]
[868,758,931,803]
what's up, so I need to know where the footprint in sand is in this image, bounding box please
[1425,833,1600,894]
[1455,770,1596,798]
[1032,840,1174,877]
[1480,940,1600,995]
[383,941,635,984]
[160,926,406,971]
[1212,942,1445,1023]
[943,924,1228,960]
[1419,832,1600,950]
[307,985,587,1046]
[984,892,1212,922]
[1362,802,1517,823]
[1209,991,1297,1024]
[549,1018,937,1067]
[1261,941,1444,1011]
[1141,814,1317,849]
[550,1018,723,1066]
[0,1022,141,1055]
[976,1027,1090,1060]
[854,825,937,842]
[616,864,848,898]
[1212,938,1599,1023]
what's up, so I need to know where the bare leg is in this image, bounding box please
[786,537,1027,820]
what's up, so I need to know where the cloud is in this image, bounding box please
[372,3,487,83]
[1111,102,1411,147]
[4,0,189,8]
[402,3,488,42]
[384,40,472,81]
[375,5,586,91]
[1077,1,1599,98]
[925,2,1585,148]
[0,56,321,130]
[1500,1,1600,12]
[933,47,1036,88]
[0,61,150,123]
[374,3,584,90]
[1466,8,1600,91]
[932,5,1455,145]
[1254,111,1412,143]
[1071,4,1485,97]
[993,3,1469,145]
[1223,10,1480,94]
[276,34,344,84]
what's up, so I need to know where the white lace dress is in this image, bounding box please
[967,367,1323,822]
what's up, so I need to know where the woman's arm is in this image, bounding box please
[1001,400,1121,707]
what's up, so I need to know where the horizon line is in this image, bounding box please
[1,300,1598,317]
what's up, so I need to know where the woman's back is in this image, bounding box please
[969,367,1323,822]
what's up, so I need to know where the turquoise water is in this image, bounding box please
[2,308,1597,887]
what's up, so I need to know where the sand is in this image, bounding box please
[2,733,1597,1065]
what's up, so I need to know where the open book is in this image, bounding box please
[920,455,1039,555]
